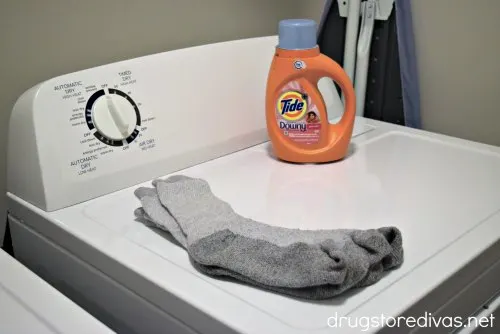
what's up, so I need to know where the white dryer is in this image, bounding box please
[0,249,114,333]
[5,36,500,334]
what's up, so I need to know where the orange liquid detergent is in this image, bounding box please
[265,19,356,163]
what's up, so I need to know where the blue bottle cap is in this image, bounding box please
[278,19,318,50]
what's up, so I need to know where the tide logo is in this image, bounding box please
[277,91,308,121]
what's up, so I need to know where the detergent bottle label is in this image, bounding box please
[275,80,321,145]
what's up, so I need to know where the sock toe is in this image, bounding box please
[320,238,371,290]
[152,175,194,187]
[138,195,188,247]
[354,262,385,288]
[350,229,393,263]
[377,227,404,269]
[134,207,151,221]
[134,187,157,199]
[156,177,212,204]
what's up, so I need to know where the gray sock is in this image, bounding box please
[134,176,191,248]
[138,176,403,299]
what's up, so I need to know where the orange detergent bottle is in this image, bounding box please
[265,19,356,163]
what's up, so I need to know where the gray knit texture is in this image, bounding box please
[134,175,404,300]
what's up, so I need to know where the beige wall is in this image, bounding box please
[1,0,499,223]
[412,0,500,145]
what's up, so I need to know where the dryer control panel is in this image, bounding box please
[51,68,159,182]
[7,36,277,211]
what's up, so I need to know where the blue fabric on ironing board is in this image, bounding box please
[318,0,334,36]
[395,0,421,129]
[317,0,422,129]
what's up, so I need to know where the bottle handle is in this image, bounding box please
[315,54,356,131]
